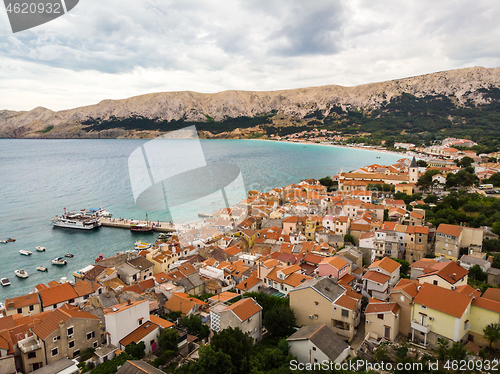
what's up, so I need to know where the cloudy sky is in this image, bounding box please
[1,0,499,111]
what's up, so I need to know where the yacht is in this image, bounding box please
[51,257,68,266]
[15,269,28,278]
[19,250,32,256]
[0,278,10,286]
[52,209,101,230]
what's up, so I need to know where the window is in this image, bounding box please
[400,296,404,302]
[433,280,438,286]
[17,308,22,314]
[73,349,80,357]
[29,305,35,312]
[377,314,384,320]
[28,352,36,359]
[314,301,319,306]
[53,336,60,342]
[67,327,74,336]
[86,331,95,340]
[93,341,98,348]
[341,309,349,318]
[69,299,75,304]
[69,340,75,349]
[150,340,155,346]
[421,305,427,309]
[312,346,316,351]
[51,348,58,357]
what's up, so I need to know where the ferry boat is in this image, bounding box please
[15,269,28,278]
[19,250,32,256]
[36,246,46,252]
[51,257,68,266]
[52,208,101,230]
[37,266,48,272]
[0,278,10,286]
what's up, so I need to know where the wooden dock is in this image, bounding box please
[100,217,176,233]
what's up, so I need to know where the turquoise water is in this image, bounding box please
[0,139,400,300]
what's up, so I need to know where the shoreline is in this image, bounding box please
[250,138,410,158]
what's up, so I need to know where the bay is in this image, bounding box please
[0,139,400,300]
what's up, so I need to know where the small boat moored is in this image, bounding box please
[51,257,68,266]
[15,269,28,278]
[37,266,48,272]
[65,253,74,258]
[0,278,10,286]
[36,246,46,252]
[19,250,32,256]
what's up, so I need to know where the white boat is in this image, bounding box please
[51,257,68,266]
[15,269,28,278]
[36,246,46,252]
[0,240,7,244]
[19,250,32,256]
[84,205,113,218]
[0,278,10,286]
[37,266,48,272]
[53,208,101,230]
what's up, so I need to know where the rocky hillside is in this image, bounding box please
[1,66,500,139]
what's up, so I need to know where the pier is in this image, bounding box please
[100,217,176,233]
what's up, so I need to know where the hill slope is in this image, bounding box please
[1,66,500,141]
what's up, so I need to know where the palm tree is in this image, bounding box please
[484,323,500,349]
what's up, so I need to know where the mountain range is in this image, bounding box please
[1,66,500,141]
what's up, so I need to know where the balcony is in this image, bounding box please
[411,320,431,334]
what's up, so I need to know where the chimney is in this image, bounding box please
[127,299,131,305]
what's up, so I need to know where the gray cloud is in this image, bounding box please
[1,0,500,110]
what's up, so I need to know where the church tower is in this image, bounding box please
[409,156,418,183]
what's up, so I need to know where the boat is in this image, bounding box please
[37,266,48,272]
[134,241,151,250]
[130,213,153,232]
[65,253,74,258]
[51,257,68,266]
[36,246,46,252]
[0,278,10,287]
[52,208,101,230]
[6,238,15,242]
[198,212,214,218]
[83,205,113,218]
[0,240,7,244]
[15,269,28,278]
[19,250,32,256]
[95,254,104,262]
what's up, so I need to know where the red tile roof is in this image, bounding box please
[369,257,400,274]
[38,282,79,307]
[149,315,174,329]
[482,288,500,303]
[119,321,159,347]
[362,271,390,284]
[436,223,462,237]
[32,307,99,340]
[413,283,472,318]
[365,302,400,315]
[222,298,262,322]
[472,297,500,314]
[5,293,40,310]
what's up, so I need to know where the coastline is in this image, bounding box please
[250,138,410,158]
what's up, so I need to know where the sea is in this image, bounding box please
[0,139,401,300]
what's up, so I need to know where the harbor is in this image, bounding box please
[100,217,177,233]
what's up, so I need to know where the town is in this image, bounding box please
[2,154,500,374]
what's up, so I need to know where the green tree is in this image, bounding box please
[210,327,253,372]
[484,323,500,348]
[318,176,334,188]
[469,264,487,282]
[458,156,475,168]
[263,304,295,337]
[448,341,468,361]
[344,234,355,245]
[124,341,145,359]
[437,337,449,360]
[188,345,234,374]
[417,160,428,167]
[158,327,179,352]
[393,258,410,276]
[417,169,441,192]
